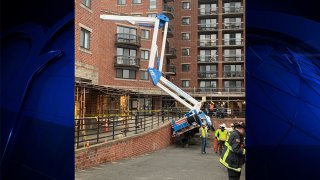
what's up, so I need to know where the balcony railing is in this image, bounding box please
[182,87,245,93]
[165,64,176,74]
[198,71,218,79]
[223,38,243,46]
[223,6,244,14]
[163,5,174,19]
[167,26,174,38]
[198,55,218,63]
[198,24,218,31]
[115,33,141,47]
[114,56,140,68]
[198,8,218,16]
[223,22,244,30]
[198,40,217,47]
[223,71,244,77]
[223,55,243,62]
[165,48,177,59]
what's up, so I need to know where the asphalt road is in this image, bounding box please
[75,133,245,180]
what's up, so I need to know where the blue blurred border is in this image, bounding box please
[1,0,74,179]
[247,0,320,179]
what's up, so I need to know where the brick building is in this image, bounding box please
[75,0,245,117]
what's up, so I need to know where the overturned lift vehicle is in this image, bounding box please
[100,13,213,141]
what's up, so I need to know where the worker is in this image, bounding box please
[215,124,227,155]
[199,123,208,154]
[219,122,246,180]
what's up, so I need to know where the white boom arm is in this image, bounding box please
[100,14,212,127]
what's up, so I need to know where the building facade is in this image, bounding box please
[75,0,245,117]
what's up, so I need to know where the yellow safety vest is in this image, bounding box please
[199,127,208,138]
[215,129,227,141]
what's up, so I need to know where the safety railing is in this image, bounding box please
[223,38,244,46]
[198,55,218,63]
[223,6,244,14]
[223,22,244,30]
[75,109,182,149]
[198,71,218,79]
[198,8,218,16]
[223,55,243,62]
[198,40,217,47]
[198,24,218,31]
[114,55,140,68]
[115,33,141,47]
[223,71,244,78]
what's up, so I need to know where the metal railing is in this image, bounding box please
[198,8,218,15]
[198,40,217,47]
[163,4,174,18]
[115,33,141,47]
[198,55,218,63]
[166,64,176,74]
[223,71,244,77]
[223,22,244,30]
[198,24,218,31]
[198,71,218,78]
[223,55,243,62]
[223,38,243,46]
[223,6,244,14]
[181,87,245,94]
[75,110,182,149]
[114,55,140,67]
[165,48,176,56]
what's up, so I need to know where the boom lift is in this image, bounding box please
[100,14,213,138]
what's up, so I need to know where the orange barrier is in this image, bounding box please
[213,137,218,152]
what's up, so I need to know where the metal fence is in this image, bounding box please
[74,109,182,149]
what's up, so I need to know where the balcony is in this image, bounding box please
[223,55,244,63]
[198,55,218,63]
[164,64,176,75]
[198,8,218,17]
[163,5,174,19]
[165,48,177,59]
[199,0,218,3]
[223,71,244,78]
[198,24,218,32]
[223,6,244,16]
[115,33,141,48]
[114,55,140,69]
[198,39,217,48]
[223,22,244,31]
[166,26,174,38]
[198,71,218,79]
[223,38,244,47]
[181,87,245,97]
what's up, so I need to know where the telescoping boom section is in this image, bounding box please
[100,14,213,137]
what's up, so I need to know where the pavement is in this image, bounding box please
[75,132,245,180]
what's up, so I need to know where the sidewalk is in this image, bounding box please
[75,133,245,180]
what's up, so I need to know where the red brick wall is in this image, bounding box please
[75,123,172,170]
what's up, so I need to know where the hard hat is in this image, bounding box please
[230,123,234,127]
[220,124,226,128]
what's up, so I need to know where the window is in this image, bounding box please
[199,4,217,15]
[224,33,242,45]
[141,50,149,60]
[199,50,217,62]
[199,19,216,30]
[199,81,216,92]
[133,0,141,4]
[224,18,242,29]
[80,28,90,49]
[182,80,190,88]
[141,29,150,40]
[116,69,136,79]
[182,48,190,56]
[224,81,242,92]
[182,33,190,40]
[141,71,149,80]
[150,0,156,9]
[118,0,126,5]
[182,64,190,72]
[82,0,91,8]
[223,65,242,77]
[117,26,136,35]
[199,65,217,78]
[224,49,242,61]
[182,17,190,25]
[199,34,216,46]
[116,48,137,65]
[182,2,190,9]
[148,13,157,18]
